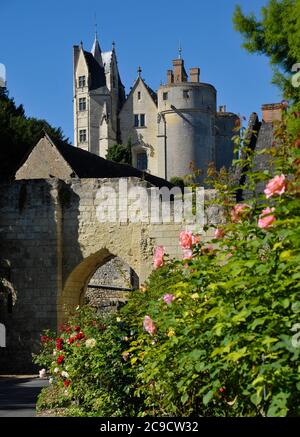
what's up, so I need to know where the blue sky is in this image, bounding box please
[1,0,281,142]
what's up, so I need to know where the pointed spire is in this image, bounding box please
[138,66,142,78]
[112,41,116,52]
[91,32,103,67]
[80,40,83,49]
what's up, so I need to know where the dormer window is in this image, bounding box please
[78,76,86,88]
[79,97,86,111]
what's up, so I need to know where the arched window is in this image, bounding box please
[137,152,148,171]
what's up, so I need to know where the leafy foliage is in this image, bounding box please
[106,139,132,165]
[233,0,300,102]
[34,111,300,417]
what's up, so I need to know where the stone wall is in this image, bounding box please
[0,177,223,372]
[85,257,133,312]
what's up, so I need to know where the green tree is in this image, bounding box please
[233,0,300,103]
[106,139,132,165]
[0,90,67,180]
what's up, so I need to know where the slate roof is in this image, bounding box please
[52,136,173,187]
[102,51,113,74]
[83,50,106,90]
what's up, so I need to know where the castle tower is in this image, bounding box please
[73,36,125,157]
[157,54,217,181]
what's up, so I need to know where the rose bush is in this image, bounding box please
[34,113,300,416]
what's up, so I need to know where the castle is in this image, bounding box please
[73,35,239,181]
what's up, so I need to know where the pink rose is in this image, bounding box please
[179,231,193,249]
[231,204,250,223]
[143,316,157,336]
[264,175,286,199]
[258,207,276,229]
[163,294,175,305]
[214,228,225,239]
[183,249,193,260]
[179,231,200,249]
[153,246,165,269]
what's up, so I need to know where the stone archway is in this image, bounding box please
[57,248,139,326]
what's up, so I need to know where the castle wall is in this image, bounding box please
[0,178,223,372]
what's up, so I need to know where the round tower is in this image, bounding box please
[157,57,216,181]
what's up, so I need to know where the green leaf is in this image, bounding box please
[226,347,248,362]
[267,393,289,417]
[203,390,214,406]
[181,393,189,405]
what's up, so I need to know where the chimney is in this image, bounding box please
[261,103,283,123]
[167,69,174,85]
[173,59,187,83]
[190,67,200,83]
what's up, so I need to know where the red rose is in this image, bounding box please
[75,332,85,340]
[57,355,65,365]
[219,387,226,394]
[56,338,64,351]
[68,337,75,344]
[65,326,71,334]
[41,336,48,343]
[64,380,70,388]
[74,326,80,332]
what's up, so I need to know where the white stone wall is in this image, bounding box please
[157,82,217,181]
[74,50,89,150]
[119,78,158,175]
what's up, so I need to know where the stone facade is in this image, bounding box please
[120,76,159,175]
[0,177,223,372]
[85,257,134,312]
[15,137,75,180]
